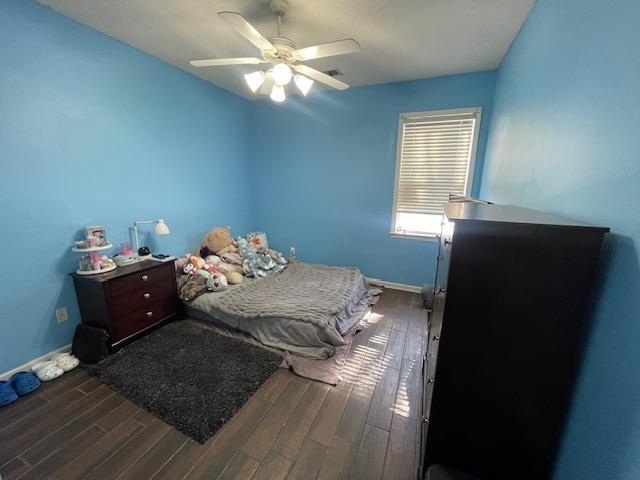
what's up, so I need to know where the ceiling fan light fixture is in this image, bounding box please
[272,63,292,86]
[244,71,265,93]
[294,74,314,96]
[270,85,286,102]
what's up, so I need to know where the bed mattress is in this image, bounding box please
[186,262,380,359]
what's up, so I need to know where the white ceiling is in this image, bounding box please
[37,0,535,99]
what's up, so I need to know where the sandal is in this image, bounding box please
[10,371,41,396]
[51,353,80,372]
[0,380,18,407]
[31,361,64,382]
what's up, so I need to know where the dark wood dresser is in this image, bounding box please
[71,260,178,348]
[420,203,609,480]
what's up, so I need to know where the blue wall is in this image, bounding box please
[480,0,640,478]
[248,72,496,286]
[0,1,252,372]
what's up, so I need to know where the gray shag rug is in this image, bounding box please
[87,319,282,443]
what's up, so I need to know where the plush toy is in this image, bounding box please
[197,227,238,257]
[246,232,269,253]
[205,255,221,266]
[203,263,218,274]
[190,256,206,270]
[217,261,244,276]
[175,253,192,271]
[183,263,196,275]
[226,271,244,285]
[206,272,228,291]
[197,269,211,280]
[238,237,285,278]
[267,249,288,266]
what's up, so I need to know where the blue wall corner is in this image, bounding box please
[480,0,640,478]
[247,71,497,286]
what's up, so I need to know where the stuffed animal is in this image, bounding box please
[197,269,211,280]
[190,256,206,270]
[205,255,221,266]
[267,249,288,266]
[246,232,269,253]
[203,263,218,274]
[197,227,238,257]
[226,271,244,285]
[238,237,285,278]
[183,263,196,275]
[206,272,228,291]
[175,253,192,271]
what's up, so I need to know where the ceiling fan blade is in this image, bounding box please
[293,64,350,90]
[190,57,266,67]
[218,11,276,53]
[295,39,360,61]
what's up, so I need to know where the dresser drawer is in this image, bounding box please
[109,263,174,297]
[110,279,176,317]
[111,296,177,342]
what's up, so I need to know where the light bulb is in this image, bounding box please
[270,85,286,102]
[272,63,292,86]
[294,74,314,96]
[244,71,265,93]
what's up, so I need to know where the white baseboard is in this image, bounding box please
[0,344,72,381]
[366,277,422,293]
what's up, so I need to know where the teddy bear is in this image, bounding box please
[197,227,238,258]
[226,271,244,285]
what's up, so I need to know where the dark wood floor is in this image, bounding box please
[0,289,426,480]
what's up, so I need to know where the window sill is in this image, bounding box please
[389,232,439,242]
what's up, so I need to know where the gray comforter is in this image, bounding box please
[188,262,379,359]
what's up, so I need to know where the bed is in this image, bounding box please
[184,262,380,359]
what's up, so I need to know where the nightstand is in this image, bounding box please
[71,259,179,348]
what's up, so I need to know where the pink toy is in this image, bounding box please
[203,263,218,274]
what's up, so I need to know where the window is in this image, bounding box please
[391,107,482,238]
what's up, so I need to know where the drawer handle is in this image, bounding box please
[146,311,153,318]
[143,293,150,299]
[142,275,149,282]
[432,334,439,341]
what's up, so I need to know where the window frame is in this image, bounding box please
[389,107,483,241]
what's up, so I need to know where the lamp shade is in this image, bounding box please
[294,74,314,96]
[244,71,265,93]
[270,85,286,102]
[154,219,170,235]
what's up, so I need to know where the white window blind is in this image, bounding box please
[391,108,481,237]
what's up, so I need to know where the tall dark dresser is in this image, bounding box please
[420,202,609,480]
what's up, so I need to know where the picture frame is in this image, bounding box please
[86,225,107,246]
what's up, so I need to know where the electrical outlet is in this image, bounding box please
[55,307,69,324]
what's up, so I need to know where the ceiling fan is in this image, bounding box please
[190,0,361,102]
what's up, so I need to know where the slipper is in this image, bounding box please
[0,380,18,407]
[10,371,41,396]
[51,353,80,372]
[31,361,64,382]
